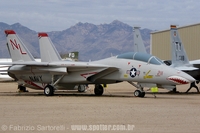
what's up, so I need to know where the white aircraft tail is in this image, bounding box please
[170,25,190,67]
[133,27,147,53]
[38,33,62,62]
[4,30,35,62]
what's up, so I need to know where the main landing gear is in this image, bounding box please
[44,84,87,96]
[44,85,55,96]
[128,81,145,97]
[94,84,104,96]
[44,75,65,96]
[44,84,104,96]
[18,85,28,92]
[43,74,105,96]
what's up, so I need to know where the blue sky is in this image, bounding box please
[0,0,199,32]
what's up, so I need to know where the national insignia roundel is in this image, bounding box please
[130,68,137,78]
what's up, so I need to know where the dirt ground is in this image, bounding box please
[0,82,200,133]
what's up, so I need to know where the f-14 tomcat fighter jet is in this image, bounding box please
[4,30,195,97]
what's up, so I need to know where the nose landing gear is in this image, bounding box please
[128,81,145,97]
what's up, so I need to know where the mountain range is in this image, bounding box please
[0,20,152,61]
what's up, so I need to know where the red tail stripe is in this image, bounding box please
[38,33,48,37]
[4,30,16,35]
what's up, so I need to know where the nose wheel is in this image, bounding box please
[134,90,145,97]
[128,81,146,97]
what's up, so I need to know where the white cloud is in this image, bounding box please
[0,0,200,31]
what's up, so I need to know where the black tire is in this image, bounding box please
[134,90,142,97]
[172,88,177,92]
[18,85,27,92]
[94,84,104,96]
[78,85,86,92]
[140,92,145,97]
[44,85,54,96]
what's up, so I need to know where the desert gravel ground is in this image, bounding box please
[0,82,200,133]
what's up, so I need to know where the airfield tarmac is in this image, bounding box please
[0,82,200,133]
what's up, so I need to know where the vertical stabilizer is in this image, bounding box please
[133,27,147,53]
[170,25,190,67]
[60,51,79,61]
[4,30,35,62]
[38,33,62,62]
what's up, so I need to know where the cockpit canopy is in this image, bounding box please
[117,52,164,65]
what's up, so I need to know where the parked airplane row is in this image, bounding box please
[0,28,195,97]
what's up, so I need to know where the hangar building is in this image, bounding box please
[150,23,200,61]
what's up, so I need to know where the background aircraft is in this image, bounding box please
[166,25,200,92]
[4,30,195,97]
[133,27,147,53]
[60,52,79,61]
[0,58,13,81]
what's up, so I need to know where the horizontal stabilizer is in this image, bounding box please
[189,60,200,64]
[174,66,199,71]
[0,61,48,66]
[36,67,67,74]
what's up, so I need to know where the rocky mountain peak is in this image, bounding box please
[0,21,152,60]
